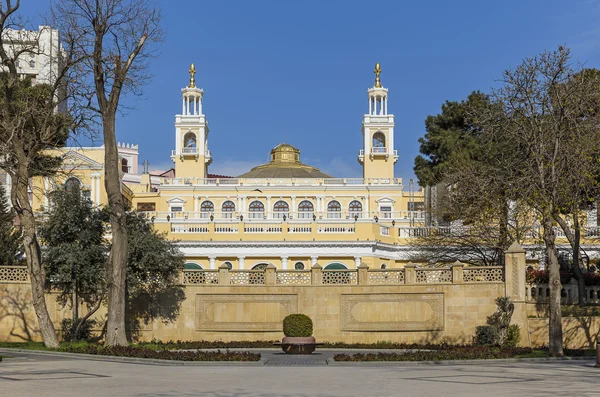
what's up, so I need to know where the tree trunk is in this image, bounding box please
[542,215,563,356]
[103,114,129,346]
[571,214,586,307]
[11,168,59,348]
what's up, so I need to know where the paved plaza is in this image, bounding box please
[0,350,599,396]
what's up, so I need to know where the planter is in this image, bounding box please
[278,336,319,354]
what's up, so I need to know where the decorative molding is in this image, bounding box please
[195,294,297,331]
[340,293,444,331]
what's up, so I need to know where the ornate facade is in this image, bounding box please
[30,63,428,270]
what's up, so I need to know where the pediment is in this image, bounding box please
[376,197,395,204]
[62,150,103,170]
[166,197,187,204]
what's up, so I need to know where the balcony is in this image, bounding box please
[160,177,403,187]
[170,148,211,163]
[358,148,399,163]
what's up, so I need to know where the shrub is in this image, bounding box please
[61,318,96,342]
[474,326,498,346]
[333,346,533,361]
[283,314,313,337]
[505,324,521,347]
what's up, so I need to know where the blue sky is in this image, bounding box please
[18,0,600,183]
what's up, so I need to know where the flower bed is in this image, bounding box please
[334,346,534,361]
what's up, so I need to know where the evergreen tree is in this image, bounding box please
[0,182,22,266]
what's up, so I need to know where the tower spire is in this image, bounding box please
[188,63,196,88]
[374,62,382,88]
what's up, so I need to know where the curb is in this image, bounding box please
[326,356,597,366]
[0,348,267,366]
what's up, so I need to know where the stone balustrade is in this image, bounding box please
[526,281,600,305]
[174,263,505,286]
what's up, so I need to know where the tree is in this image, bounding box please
[39,184,106,338]
[0,183,22,266]
[443,47,600,356]
[41,190,184,341]
[53,0,164,345]
[414,91,490,186]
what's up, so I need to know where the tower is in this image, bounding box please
[172,63,212,179]
[358,63,398,179]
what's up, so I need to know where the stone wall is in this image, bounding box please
[0,245,531,344]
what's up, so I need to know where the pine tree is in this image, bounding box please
[0,182,22,266]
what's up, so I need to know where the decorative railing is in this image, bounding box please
[244,224,282,233]
[0,266,29,283]
[160,177,405,187]
[183,270,218,285]
[230,270,265,285]
[463,267,504,283]
[170,224,209,233]
[322,270,358,285]
[368,269,405,284]
[526,282,600,305]
[288,224,312,233]
[317,223,355,233]
[416,268,453,283]
[276,271,312,285]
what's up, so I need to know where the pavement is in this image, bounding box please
[1,350,599,396]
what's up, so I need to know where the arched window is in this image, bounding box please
[222,200,235,219]
[64,177,81,193]
[249,200,265,219]
[252,263,269,271]
[200,201,214,218]
[184,263,203,270]
[222,261,233,270]
[324,262,348,270]
[380,263,388,270]
[349,200,362,218]
[294,262,305,270]
[273,200,289,219]
[372,132,386,148]
[327,200,341,219]
[298,200,314,219]
[183,132,197,148]
[121,158,129,173]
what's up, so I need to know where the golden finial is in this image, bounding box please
[374,62,382,88]
[188,63,196,88]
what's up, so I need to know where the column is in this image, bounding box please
[384,97,387,115]
[4,173,11,208]
[198,98,202,115]
[369,96,372,115]
[238,256,245,269]
[90,175,96,206]
[267,196,272,219]
[209,255,216,270]
[364,196,369,217]
[182,97,185,114]
[43,177,49,209]
[311,255,318,267]
[281,256,289,270]
[291,196,296,217]
[354,256,361,269]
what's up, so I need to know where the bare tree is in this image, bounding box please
[444,47,600,356]
[0,1,80,347]
[52,0,163,346]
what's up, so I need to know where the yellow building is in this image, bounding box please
[27,63,426,271]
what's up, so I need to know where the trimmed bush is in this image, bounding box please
[283,314,313,337]
[333,346,533,362]
[474,325,498,346]
[61,318,96,342]
[505,324,521,347]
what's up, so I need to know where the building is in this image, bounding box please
[30,63,428,270]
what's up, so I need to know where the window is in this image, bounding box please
[380,263,388,270]
[200,200,214,218]
[170,206,183,212]
[372,132,386,148]
[273,200,289,219]
[137,202,156,212]
[82,190,91,202]
[349,200,362,218]
[29,59,35,68]
[184,132,197,148]
[294,262,305,270]
[184,263,203,270]
[380,206,392,219]
[249,200,265,219]
[223,261,233,270]
[324,263,348,270]
[327,200,341,219]
[222,200,235,219]
[121,158,129,173]
[298,200,314,219]
[252,263,269,270]
[64,177,81,192]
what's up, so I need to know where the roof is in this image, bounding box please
[237,143,332,178]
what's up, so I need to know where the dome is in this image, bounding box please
[237,143,332,178]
